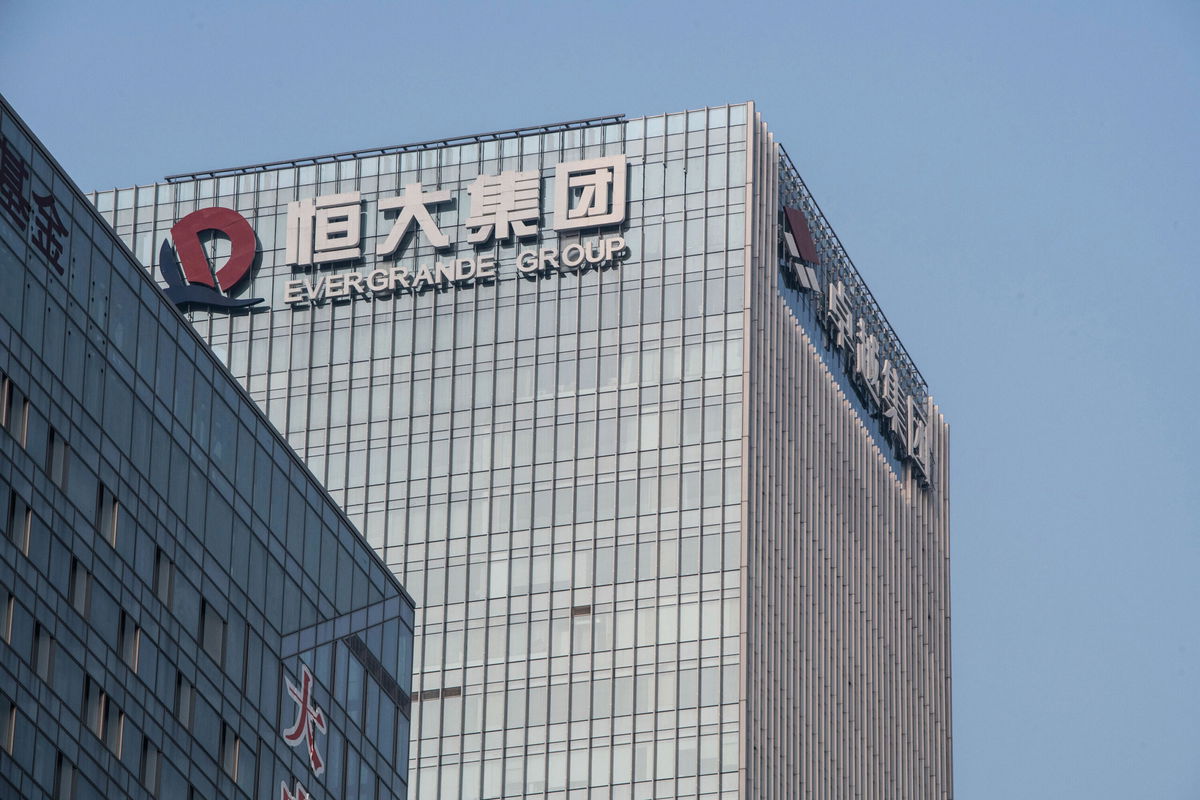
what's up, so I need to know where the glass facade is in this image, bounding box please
[95,103,952,799]
[0,94,415,800]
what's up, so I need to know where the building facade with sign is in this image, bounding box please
[95,103,952,799]
[0,94,415,800]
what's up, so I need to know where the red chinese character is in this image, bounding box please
[279,779,312,800]
[283,663,328,776]
[32,192,68,274]
[0,138,31,232]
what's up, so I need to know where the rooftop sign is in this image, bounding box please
[156,155,631,312]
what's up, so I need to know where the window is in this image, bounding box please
[1,375,29,447]
[97,485,120,548]
[69,559,91,616]
[0,692,14,754]
[53,751,75,800]
[85,677,124,755]
[33,623,54,684]
[175,671,194,729]
[140,738,161,795]
[6,491,30,554]
[153,547,173,605]
[119,611,141,671]
[201,601,225,665]
[108,712,124,755]
[84,678,103,739]
[3,593,12,643]
[47,428,69,488]
[219,722,240,780]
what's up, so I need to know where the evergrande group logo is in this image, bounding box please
[159,206,264,309]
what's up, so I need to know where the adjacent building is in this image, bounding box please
[95,103,952,799]
[1,94,415,800]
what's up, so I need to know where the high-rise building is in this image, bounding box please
[96,103,952,799]
[1,95,416,800]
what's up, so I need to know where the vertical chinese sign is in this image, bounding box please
[279,663,328,800]
[0,135,70,275]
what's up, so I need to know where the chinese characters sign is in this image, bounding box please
[283,663,327,776]
[279,663,326,800]
[553,155,627,230]
[151,153,631,310]
[821,278,933,484]
[280,154,630,307]
[1,136,70,275]
[464,170,540,243]
[286,193,363,266]
[781,206,933,486]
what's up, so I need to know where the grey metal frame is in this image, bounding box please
[165,115,627,184]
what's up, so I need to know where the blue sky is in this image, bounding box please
[4,1,1198,797]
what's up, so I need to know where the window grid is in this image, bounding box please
[69,558,90,616]
[119,611,140,671]
[47,428,69,488]
[7,491,31,555]
[1,374,29,447]
[134,105,750,798]
[84,100,952,799]
[97,484,120,548]
[4,91,416,800]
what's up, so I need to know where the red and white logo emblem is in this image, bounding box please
[159,206,264,309]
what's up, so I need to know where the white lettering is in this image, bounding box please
[561,243,586,269]
[284,279,305,304]
[305,276,327,303]
[377,183,452,254]
[390,266,412,290]
[476,255,497,279]
[605,236,626,262]
[517,251,540,274]
[286,192,363,267]
[284,235,631,309]
[412,264,434,290]
[367,269,390,292]
[553,155,627,232]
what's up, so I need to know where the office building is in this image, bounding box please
[95,103,951,799]
[0,94,415,800]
